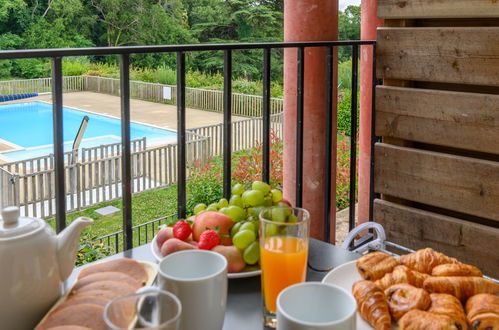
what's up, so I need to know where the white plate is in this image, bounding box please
[322,260,397,330]
[151,235,261,279]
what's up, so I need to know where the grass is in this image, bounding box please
[47,184,179,238]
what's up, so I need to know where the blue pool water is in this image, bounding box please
[0,102,177,161]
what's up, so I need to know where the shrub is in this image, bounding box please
[337,90,360,136]
[186,158,224,215]
[231,131,283,188]
[14,58,49,79]
[62,60,89,76]
[76,235,112,266]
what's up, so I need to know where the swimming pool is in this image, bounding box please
[0,101,177,161]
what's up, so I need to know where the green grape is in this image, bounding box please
[240,221,255,233]
[219,207,229,214]
[260,208,272,220]
[224,205,246,222]
[230,222,242,237]
[271,207,287,223]
[229,195,244,208]
[243,241,260,265]
[249,206,264,218]
[232,229,256,249]
[271,189,283,203]
[263,197,273,207]
[287,214,298,223]
[252,181,271,195]
[218,198,229,208]
[193,203,207,215]
[251,219,260,236]
[242,189,265,207]
[208,203,219,210]
[231,183,245,196]
[206,205,218,212]
[277,201,291,208]
[264,223,278,236]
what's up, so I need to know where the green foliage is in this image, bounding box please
[76,234,112,266]
[186,161,224,216]
[62,59,89,76]
[337,90,360,136]
[13,58,49,78]
[338,5,360,62]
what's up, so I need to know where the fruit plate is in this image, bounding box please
[322,260,397,330]
[151,235,261,279]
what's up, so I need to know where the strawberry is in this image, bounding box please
[198,230,220,250]
[173,220,192,241]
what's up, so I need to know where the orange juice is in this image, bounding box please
[260,236,308,313]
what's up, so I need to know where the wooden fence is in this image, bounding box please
[0,76,84,94]
[0,114,283,218]
[374,0,499,277]
[84,76,283,117]
[0,76,284,117]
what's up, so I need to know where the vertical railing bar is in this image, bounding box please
[369,44,378,222]
[177,51,187,219]
[295,47,305,208]
[223,50,232,199]
[323,46,334,243]
[262,49,271,184]
[51,57,66,232]
[349,45,359,231]
[120,54,133,250]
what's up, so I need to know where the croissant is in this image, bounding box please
[352,280,391,330]
[356,251,399,280]
[432,263,483,277]
[398,248,458,274]
[423,276,499,301]
[427,293,467,330]
[385,283,431,321]
[466,293,499,330]
[376,265,430,290]
[399,309,463,330]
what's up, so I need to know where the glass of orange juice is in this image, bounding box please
[259,206,310,328]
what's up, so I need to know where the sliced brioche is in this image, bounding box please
[36,304,106,330]
[72,271,141,291]
[78,258,147,285]
[71,280,135,297]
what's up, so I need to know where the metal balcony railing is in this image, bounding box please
[0,40,376,250]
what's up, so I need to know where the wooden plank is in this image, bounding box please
[377,27,499,86]
[374,199,499,277]
[379,0,499,19]
[375,143,499,221]
[376,86,499,155]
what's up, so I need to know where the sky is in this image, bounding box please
[340,0,361,11]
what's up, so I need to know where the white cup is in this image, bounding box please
[276,282,356,330]
[158,249,228,330]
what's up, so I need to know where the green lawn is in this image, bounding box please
[47,184,179,239]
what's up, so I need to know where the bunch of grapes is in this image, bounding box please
[193,180,287,266]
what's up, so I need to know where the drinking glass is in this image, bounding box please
[259,206,310,328]
[103,288,181,330]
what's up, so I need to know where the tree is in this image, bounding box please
[338,5,360,62]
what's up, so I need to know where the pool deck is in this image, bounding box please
[0,91,244,158]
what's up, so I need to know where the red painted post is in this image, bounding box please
[358,0,383,224]
[283,0,338,242]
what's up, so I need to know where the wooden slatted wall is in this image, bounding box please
[375,0,499,277]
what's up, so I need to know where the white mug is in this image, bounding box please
[158,249,228,330]
[276,282,356,330]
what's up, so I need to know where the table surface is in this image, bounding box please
[69,238,360,330]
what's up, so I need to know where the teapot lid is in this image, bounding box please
[0,207,43,240]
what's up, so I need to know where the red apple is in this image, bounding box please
[192,211,234,245]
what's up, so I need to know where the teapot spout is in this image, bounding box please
[56,217,93,281]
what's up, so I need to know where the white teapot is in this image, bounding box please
[0,206,93,329]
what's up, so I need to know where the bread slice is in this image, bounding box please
[35,304,107,330]
[71,280,136,297]
[72,271,142,291]
[78,258,147,285]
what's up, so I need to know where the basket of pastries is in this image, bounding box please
[35,258,157,330]
[352,248,499,330]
